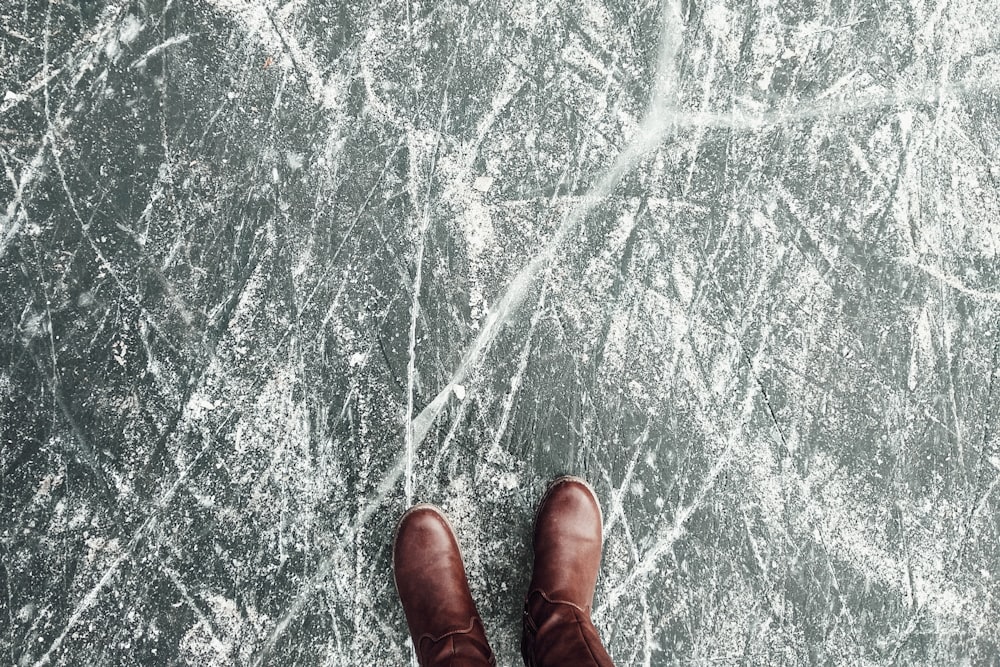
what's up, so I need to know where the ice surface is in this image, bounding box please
[2,0,999,664]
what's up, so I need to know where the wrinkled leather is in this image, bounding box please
[394,505,496,667]
[521,477,615,667]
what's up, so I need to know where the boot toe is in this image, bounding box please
[523,478,615,666]
[529,477,604,611]
[533,476,603,548]
[393,505,472,628]
[393,504,494,665]
[393,504,457,572]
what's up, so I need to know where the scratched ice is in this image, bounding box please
[2,0,999,665]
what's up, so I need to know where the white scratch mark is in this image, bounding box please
[129,33,192,69]
[603,424,651,536]
[0,2,129,261]
[898,257,1000,302]
[675,78,1000,131]
[30,435,218,667]
[409,0,685,446]
[403,127,438,507]
[202,0,335,108]
[251,454,406,666]
[404,226,427,507]
[482,280,549,469]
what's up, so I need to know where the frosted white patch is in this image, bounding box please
[32,469,63,511]
[671,257,694,304]
[449,475,469,496]
[509,0,542,31]
[452,384,466,401]
[112,339,128,367]
[259,146,279,165]
[291,247,310,277]
[610,206,635,248]
[18,310,47,341]
[582,0,609,31]
[702,3,730,39]
[437,152,498,263]
[321,76,343,110]
[17,603,35,623]
[468,285,488,325]
[192,491,216,508]
[907,306,932,391]
[754,31,779,91]
[104,37,121,62]
[600,308,631,370]
[196,395,218,411]
[178,593,263,664]
[750,209,776,233]
[68,503,89,530]
[4,90,28,104]
[472,175,494,192]
[84,537,119,565]
[898,109,913,138]
[285,152,304,170]
[119,15,143,45]
[744,437,784,531]
[756,68,774,91]
[271,166,280,183]
[497,471,518,490]
[349,351,368,367]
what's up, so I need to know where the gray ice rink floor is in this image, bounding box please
[2,0,999,664]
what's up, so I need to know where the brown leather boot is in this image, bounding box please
[393,504,496,666]
[521,476,615,667]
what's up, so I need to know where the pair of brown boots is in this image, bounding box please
[393,476,615,666]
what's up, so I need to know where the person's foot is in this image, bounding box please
[521,476,615,667]
[393,504,495,666]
